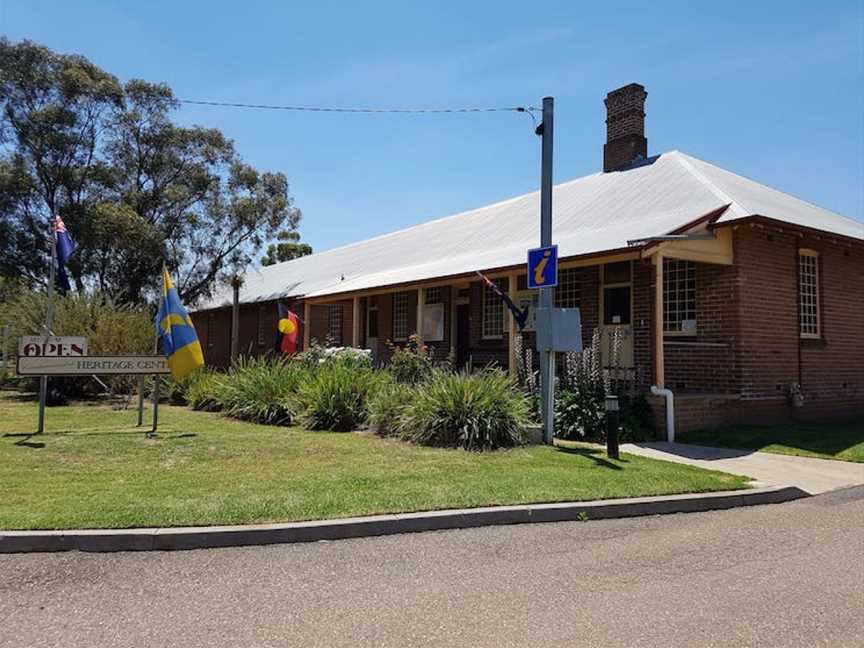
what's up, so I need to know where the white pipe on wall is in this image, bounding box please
[651,385,675,442]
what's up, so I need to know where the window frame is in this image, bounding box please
[798,249,821,339]
[481,278,506,340]
[600,261,633,327]
[554,268,580,309]
[425,286,442,304]
[663,258,697,337]
[392,292,409,341]
[327,304,343,345]
[256,306,267,346]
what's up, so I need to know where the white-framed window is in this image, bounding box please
[328,304,343,345]
[555,268,580,308]
[798,249,820,338]
[482,278,506,339]
[663,259,697,334]
[393,292,409,340]
[257,306,267,345]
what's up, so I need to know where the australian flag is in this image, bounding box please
[53,215,77,292]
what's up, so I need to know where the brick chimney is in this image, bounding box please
[603,83,648,172]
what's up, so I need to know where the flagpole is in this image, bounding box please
[37,216,58,435]
[150,264,165,437]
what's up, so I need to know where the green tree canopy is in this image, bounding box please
[0,38,307,306]
[261,230,313,266]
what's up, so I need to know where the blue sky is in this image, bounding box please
[3,0,862,255]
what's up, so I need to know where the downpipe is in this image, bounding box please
[651,385,675,443]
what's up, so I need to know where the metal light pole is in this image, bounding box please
[538,97,555,444]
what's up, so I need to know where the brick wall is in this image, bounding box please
[732,224,863,421]
[649,394,743,435]
[469,279,509,368]
[664,262,738,393]
[632,261,654,390]
[192,308,231,368]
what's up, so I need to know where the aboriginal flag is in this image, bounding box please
[275,302,300,354]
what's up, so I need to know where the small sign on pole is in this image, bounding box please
[527,244,559,289]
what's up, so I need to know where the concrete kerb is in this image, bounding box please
[0,485,808,554]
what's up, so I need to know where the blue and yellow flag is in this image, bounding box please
[156,267,204,380]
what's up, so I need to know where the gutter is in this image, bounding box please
[627,233,716,247]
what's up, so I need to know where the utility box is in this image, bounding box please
[535,307,582,353]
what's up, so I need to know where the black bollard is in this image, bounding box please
[605,394,620,460]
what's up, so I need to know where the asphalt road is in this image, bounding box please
[2,487,863,648]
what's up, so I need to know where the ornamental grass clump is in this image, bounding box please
[368,380,415,436]
[399,370,530,451]
[216,356,309,425]
[295,362,382,431]
[185,369,225,412]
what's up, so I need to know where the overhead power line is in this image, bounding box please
[179,98,539,115]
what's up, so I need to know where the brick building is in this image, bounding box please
[192,83,864,434]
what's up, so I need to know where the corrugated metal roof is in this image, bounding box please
[195,150,863,310]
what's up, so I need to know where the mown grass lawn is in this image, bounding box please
[679,420,864,463]
[0,391,750,530]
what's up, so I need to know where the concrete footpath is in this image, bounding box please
[0,485,805,554]
[623,442,864,494]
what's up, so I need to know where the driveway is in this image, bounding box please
[2,486,863,648]
[623,442,864,494]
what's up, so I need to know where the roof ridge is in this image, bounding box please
[669,151,748,219]
[673,151,863,229]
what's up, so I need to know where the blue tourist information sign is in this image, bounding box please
[527,244,558,289]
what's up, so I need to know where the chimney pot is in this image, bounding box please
[603,83,648,172]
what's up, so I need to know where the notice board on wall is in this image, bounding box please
[422,303,445,342]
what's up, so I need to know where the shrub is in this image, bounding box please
[555,329,606,440]
[296,342,373,370]
[149,374,190,405]
[618,393,655,442]
[217,356,309,425]
[183,369,223,411]
[295,362,381,431]
[0,290,152,397]
[368,380,415,436]
[555,386,605,440]
[386,334,434,384]
[398,369,530,451]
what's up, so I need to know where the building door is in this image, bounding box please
[600,261,635,370]
[456,303,470,369]
[366,305,379,364]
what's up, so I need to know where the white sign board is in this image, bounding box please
[422,303,445,342]
[17,355,170,376]
[19,336,88,357]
